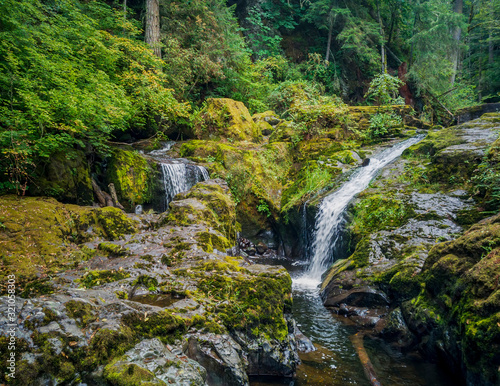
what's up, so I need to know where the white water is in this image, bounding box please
[149,141,176,156]
[160,162,209,207]
[294,136,424,289]
[149,142,210,210]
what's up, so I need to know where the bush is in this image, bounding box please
[368,112,403,138]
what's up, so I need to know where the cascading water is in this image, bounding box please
[253,136,450,386]
[160,162,209,208]
[148,142,210,211]
[295,136,424,288]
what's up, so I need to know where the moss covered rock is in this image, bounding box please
[0,196,137,288]
[194,98,261,142]
[179,140,294,244]
[33,149,93,205]
[163,179,237,243]
[106,148,157,211]
[403,213,500,384]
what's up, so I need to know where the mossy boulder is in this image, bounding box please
[403,213,500,384]
[404,117,498,187]
[106,148,157,211]
[179,140,294,243]
[33,149,93,205]
[193,98,261,142]
[252,110,281,126]
[163,179,237,243]
[71,205,138,241]
[0,196,137,288]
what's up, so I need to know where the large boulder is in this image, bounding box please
[33,149,93,205]
[106,148,158,212]
[193,98,261,142]
[402,213,500,385]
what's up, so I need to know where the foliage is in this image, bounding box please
[245,7,283,59]
[210,55,301,114]
[0,0,189,194]
[257,199,272,217]
[159,0,248,100]
[368,112,403,138]
[267,80,323,114]
[364,73,405,106]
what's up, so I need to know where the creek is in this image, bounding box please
[251,136,452,385]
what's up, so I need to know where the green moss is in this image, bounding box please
[107,148,157,211]
[121,310,191,344]
[163,181,237,244]
[19,278,55,298]
[281,161,342,212]
[406,212,500,382]
[192,256,248,273]
[104,362,164,386]
[197,268,292,341]
[405,126,466,157]
[73,206,138,241]
[98,242,128,257]
[65,300,97,328]
[349,194,414,238]
[78,269,130,288]
[193,98,261,142]
[0,196,86,287]
[196,231,232,253]
[84,327,136,368]
[349,237,371,268]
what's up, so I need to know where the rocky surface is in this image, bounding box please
[0,179,308,385]
[320,113,500,384]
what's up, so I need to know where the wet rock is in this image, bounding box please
[323,287,390,308]
[32,149,94,205]
[361,158,370,166]
[246,247,256,256]
[379,307,415,348]
[234,330,299,377]
[103,338,207,385]
[256,242,268,254]
[184,333,248,385]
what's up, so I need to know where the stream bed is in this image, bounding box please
[250,259,452,385]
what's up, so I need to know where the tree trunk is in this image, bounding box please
[92,179,106,207]
[377,1,386,73]
[108,183,125,210]
[450,0,463,85]
[489,30,494,64]
[145,0,161,58]
[325,19,334,63]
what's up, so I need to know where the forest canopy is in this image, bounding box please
[0,0,498,194]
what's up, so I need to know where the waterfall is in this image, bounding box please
[160,162,209,210]
[295,136,424,288]
[147,142,210,211]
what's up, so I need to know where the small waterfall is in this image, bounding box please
[160,162,209,210]
[148,142,210,211]
[149,141,176,156]
[302,200,310,258]
[295,136,424,288]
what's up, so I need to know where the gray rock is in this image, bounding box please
[184,333,248,385]
[104,338,207,386]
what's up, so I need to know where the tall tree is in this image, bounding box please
[145,0,161,57]
[450,0,463,85]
